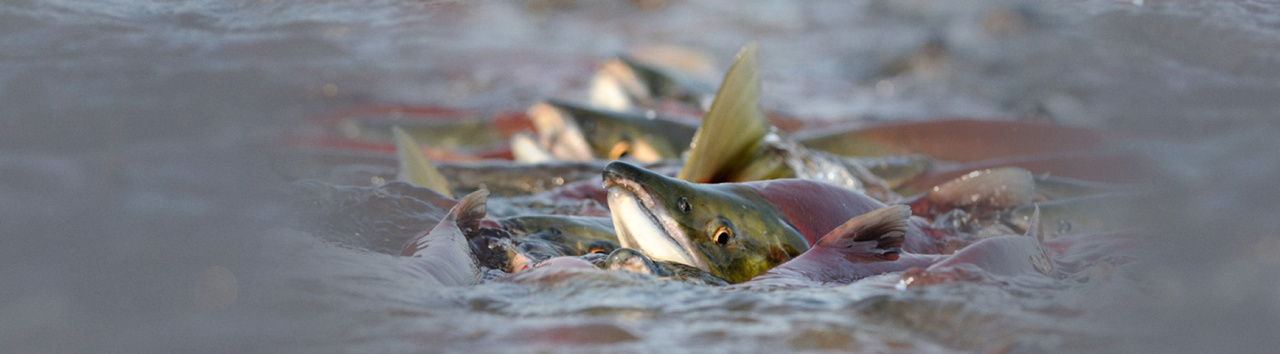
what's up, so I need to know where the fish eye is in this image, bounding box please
[677,197,691,213]
[609,141,630,159]
[706,219,733,247]
[713,227,732,246]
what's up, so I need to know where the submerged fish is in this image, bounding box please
[523,99,699,163]
[590,49,718,111]
[498,214,619,257]
[391,186,618,275]
[904,167,1035,222]
[276,144,679,196]
[602,161,955,284]
[600,248,730,286]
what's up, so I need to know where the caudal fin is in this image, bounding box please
[814,205,910,261]
[677,43,770,183]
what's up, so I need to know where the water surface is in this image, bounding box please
[3,0,1279,352]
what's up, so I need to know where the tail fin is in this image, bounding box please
[814,205,910,261]
[677,43,770,183]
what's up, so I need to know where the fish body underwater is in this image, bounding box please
[525,99,699,163]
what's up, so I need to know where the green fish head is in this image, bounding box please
[603,161,807,283]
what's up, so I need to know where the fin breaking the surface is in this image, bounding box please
[399,189,489,287]
[678,43,770,183]
[393,126,454,198]
[1023,204,1044,240]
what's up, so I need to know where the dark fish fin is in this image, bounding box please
[677,43,770,183]
[396,189,488,287]
[452,189,489,238]
[400,189,489,257]
[814,205,910,261]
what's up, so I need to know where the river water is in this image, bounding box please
[3,0,1279,352]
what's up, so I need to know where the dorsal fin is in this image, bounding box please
[1024,204,1044,241]
[393,126,454,198]
[400,189,488,257]
[677,43,770,183]
[813,205,910,261]
[398,189,488,287]
[451,189,488,238]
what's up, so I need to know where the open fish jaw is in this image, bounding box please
[604,179,707,271]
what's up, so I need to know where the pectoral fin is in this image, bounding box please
[744,205,922,286]
[813,205,910,262]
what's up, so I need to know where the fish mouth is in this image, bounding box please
[603,163,707,271]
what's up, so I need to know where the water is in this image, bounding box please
[3,0,1279,352]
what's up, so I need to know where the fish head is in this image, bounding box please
[603,161,807,283]
[527,101,596,161]
[529,100,693,163]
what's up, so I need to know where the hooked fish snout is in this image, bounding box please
[602,161,661,187]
